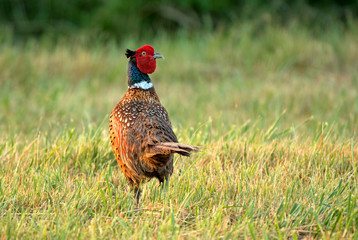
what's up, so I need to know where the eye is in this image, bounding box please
[141,51,147,56]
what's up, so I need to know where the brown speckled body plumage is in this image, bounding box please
[109,87,176,187]
[109,45,198,204]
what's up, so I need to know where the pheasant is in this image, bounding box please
[109,45,198,205]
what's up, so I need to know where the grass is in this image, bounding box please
[0,20,357,238]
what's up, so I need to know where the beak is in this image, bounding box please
[153,52,165,59]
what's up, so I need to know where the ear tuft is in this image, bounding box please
[125,49,136,58]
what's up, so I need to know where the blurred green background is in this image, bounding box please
[1,0,358,39]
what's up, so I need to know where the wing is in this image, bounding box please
[120,102,177,173]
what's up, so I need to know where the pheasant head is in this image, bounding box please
[126,45,164,74]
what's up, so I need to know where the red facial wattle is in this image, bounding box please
[137,55,157,74]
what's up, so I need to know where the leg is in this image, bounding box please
[158,176,169,199]
[128,177,141,208]
[134,186,141,208]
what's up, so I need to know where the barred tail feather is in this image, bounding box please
[146,142,199,158]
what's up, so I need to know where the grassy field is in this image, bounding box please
[0,20,357,239]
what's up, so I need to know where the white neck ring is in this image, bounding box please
[129,81,153,90]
